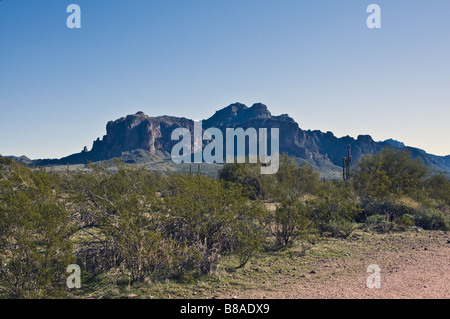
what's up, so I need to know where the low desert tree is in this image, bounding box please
[0,160,75,298]
[67,161,168,283]
[425,173,450,205]
[233,222,264,268]
[308,181,361,238]
[219,160,264,199]
[266,198,312,247]
[264,154,321,202]
[413,207,450,231]
[353,148,429,200]
[161,173,265,273]
[263,154,320,247]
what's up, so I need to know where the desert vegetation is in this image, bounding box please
[0,148,449,298]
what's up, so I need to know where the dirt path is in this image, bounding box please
[220,231,450,299]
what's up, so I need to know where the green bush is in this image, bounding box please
[265,199,312,247]
[425,174,450,205]
[413,208,450,231]
[319,219,357,238]
[353,148,429,199]
[263,154,321,202]
[0,164,75,298]
[394,214,414,228]
[364,215,395,233]
[233,223,264,268]
[358,199,415,223]
[162,174,265,273]
[365,214,386,225]
[373,221,396,233]
[308,182,362,234]
[219,160,265,199]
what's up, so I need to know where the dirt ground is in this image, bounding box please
[219,230,450,299]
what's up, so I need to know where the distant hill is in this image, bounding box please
[4,155,33,165]
[21,103,450,178]
[382,139,406,149]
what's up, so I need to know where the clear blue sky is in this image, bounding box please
[1,0,449,159]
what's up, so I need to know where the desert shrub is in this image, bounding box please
[67,164,266,281]
[394,214,414,228]
[364,214,395,233]
[425,174,450,205]
[353,148,429,200]
[161,174,265,274]
[113,225,171,283]
[308,182,362,236]
[365,214,386,225]
[413,208,450,231]
[233,223,264,268]
[374,220,396,233]
[263,154,321,201]
[74,236,116,279]
[261,155,322,248]
[219,154,321,201]
[358,199,415,223]
[169,241,203,280]
[265,199,312,248]
[0,164,75,298]
[320,219,357,238]
[219,160,264,199]
[67,162,168,283]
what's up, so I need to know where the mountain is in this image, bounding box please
[383,139,406,149]
[5,155,33,165]
[30,103,450,178]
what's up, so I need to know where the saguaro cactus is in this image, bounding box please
[190,164,201,174]
[343,145,352,181]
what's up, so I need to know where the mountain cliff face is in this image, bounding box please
[202,103,388,168]
[33,103,450,176]
[90,112,194,160]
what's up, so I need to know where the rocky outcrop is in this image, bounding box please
[89,112,194,159]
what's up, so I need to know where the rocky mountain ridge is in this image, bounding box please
[27,103,450,177]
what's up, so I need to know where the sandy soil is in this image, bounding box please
[221,231,450,299]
